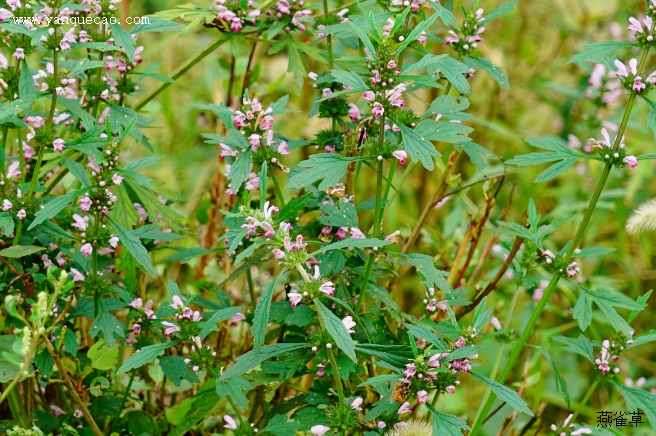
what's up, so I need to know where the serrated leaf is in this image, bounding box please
[89,308,126,349]
[568,41,638,65]
[553,335,594,363]
[405,324,447,350]
[484,0,519,22]
[274,193,312,224]
[109,218,158,277]
[400,253,453,292]
[110,23,136,62]
[313,237,391,255]
[0,245,45,258]
[117,342,179,374]
[253,277,280,355]
[318,202,357,228]
[216,376,251,410]
[464,56,509,90]
[395,121,441,170]
[229,150,253,193]
[355,344,413,369]
[199,306,243,339]
[534,346,570,407]
[65,158,90,187]
[534,158,576,183]
[130,16,184,33]
[573,291,592,331]
[423,95,472,121]
[427,403,470,436]
[316,300,356,362]
[67,58,105,78]
[330,69,369,91]
[287,154,360,191]
[613,382,656,430]
[19,59,36,100]
[159,356,200,386]
[28,188,87,230]
[260,414,300,436]
[0,213,15,237]
[470,372,534,416]
[219,343,307,380]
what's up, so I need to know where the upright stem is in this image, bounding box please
[271,170,286,207]
[470,46,649,435]
[246,268,257,311]
[323,0,334,70]
[570,375,601,425]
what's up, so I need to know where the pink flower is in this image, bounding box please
[319,281,335,296]
[316,363,325,377]
[70,268,85,282]
[132,323,141,335]
[490,317,502,331]
[72,214,89,231]
[6,161,21,179]
[17,209,26,219]
[230,313,246,325]
[397,401,412,414]
[109,236,119,248]
[288,291,302,308]
[350,227,365,238]
[342,316,356,334]
[454,336,466,348]
[372,102,384,118]
[13,48,24,60]
[52,138,65,152]
[392,150,408,164]
[348,103,360,121]
[541,249,555,264]
[171,296,185,310]
[351,397,363,411]
[311,425,330,436]
[417,390,428,404]
[223,415,238,430]
[144,299,157,319]
[272,248,285,259]
[404,363,416,378]
[322,88,332,98]
[363,91,375,101]
[112,173,124,185]
[162,321,180,336]
[278,141,290,155]
[308,72,318,81]
[623,155,638,168]
[50,405,66,416]
[129,298,143,309]
[446,385,456,394]
[566,261,579,277]
[80,243,93,257]
[427,353,442,368]
[2,199,12,211]
[79,196,92,213]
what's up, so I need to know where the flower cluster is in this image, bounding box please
[613,58,656,94]
[444,7,486,56]
[541,250,581,278]
[589,127,638,169]
[595,333,633,376]
[214,0,260,33]
[549,414,592,436]
[287,266,335,307]
[266,0,312,33]
[628,14,655,46]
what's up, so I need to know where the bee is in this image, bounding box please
[324,183,346,199]
[389,380,409,404]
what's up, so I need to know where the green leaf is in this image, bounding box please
[64,158,90,187]
[568,41,638,65]
[259,162,268,209]
[19,59,36,100]
[219,343,307,380]
[216,376,251,410]
[88,339,119,370]
[484,0,519,22]
[580,286,645,310]
[0,213,15,237]
[394,121,441,170]
[28,188,87,230]
[316,300,357,363]
[533,346,570,407]
[573,291,592,331]
[89,308,126,349]
[253,277,280,355]
[287,154,361,191]
[403,55,470,94]
[533,158,576,183]
[428,2,458,27]
[553,335,594,363]
[117,342,179,374]
[274,193,312,224]
[0,245,45,258]
[628,290,652,323]
[130,16,184,33]
[427,403,470,436]
[470,372,534,416]
[613,382,656,430]
[110,23,136,62]
[313,237,391,255]
[464,56,509,90]
[630,330,656,348]
[318,202,358,228]
[405,324,447,350]
[229,150,253,193]
[159,356,200,386]
[109,218,158,277]
[354,344,413,369]
[399,253,453,292]
[67,58,105,78]
[260,414,300,436]
[423,95,472,121]
[199,306,243,338]
[329,69,369,91]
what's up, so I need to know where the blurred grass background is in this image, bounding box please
[122,0,654,433]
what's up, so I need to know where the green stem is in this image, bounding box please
[373,161,384,238]
[6,387,29,428]
[0,126,8,172]
[271,170,286,207]
[116,370,136,418]
[227,396,247,427]
[133,37,227,111]
[323,0,334,70]
[246,268,256,311]
[326,347,345,409]
[470,47,649,435]
[569,375,601,425]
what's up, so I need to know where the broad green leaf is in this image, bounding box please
[629,290,652,323]
[253,277,280,355]
[316,300,357,363]
[260,414,300,436]
[553,335,594,363]
[355,344,413,369]
[274,193,312,224]
[630,330,656,348]
[428,2,458,27]
[534,158,576,183]
[64,158,90,187]
[568,41,638,65]
[67,58,105,78]
[219,343,307,380]
[580,287,645,310]
[349,22,377,61]
[470,372,534,416]
[464,56,509,90]
[89,308,126,349]
[130,16,184,33]
[423,95,472,121]
[159,356,200,386]
[613,382,656,430]
[398,253,453,292]
[109,218,158,277]
[28,188,87,230]
[287,154,361,191]
[484,0,519,22]
[88,339,119,370]
[117,341,179,374]
[0,245,45,258]
[573,291,592,331]
[330,70,369,91]
[229,150,253,193]
[216,376,251,410]
[427,403,470,436]
[405,324,447,350]
[0,212,15,237]
[110,23,136,61]
[19,59,36,100]
[395,121,441,170]
[313,237,391,255]
[318,202,358,228]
